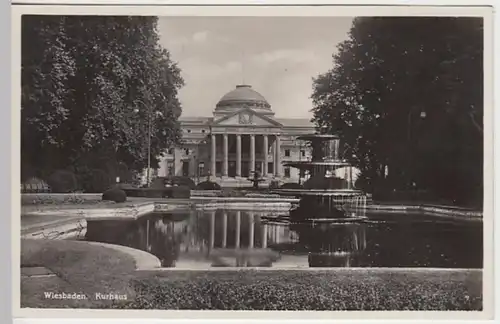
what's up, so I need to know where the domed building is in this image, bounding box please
[157,84,315,186]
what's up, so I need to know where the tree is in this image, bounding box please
[21,16,184,188]
[311,17,483,206]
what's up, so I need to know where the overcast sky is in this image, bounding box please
[158,17,353,118]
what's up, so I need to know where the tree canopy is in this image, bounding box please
[21,15,184,187]
[311,17,483,206]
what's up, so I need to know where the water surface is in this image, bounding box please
[84,209,483,269]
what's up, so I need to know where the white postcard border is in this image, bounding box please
[9,2,496,322]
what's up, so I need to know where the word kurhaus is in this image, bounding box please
[95,292,128,300]
[44,292,128,300]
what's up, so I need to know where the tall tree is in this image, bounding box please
[311,17,483,206]
[21,15,184,185]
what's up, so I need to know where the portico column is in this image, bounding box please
[235,211,241,248]
[236,134,242,177]
[211,134,216,177]
[263,135,269,177]
[275,135,281,177]
[223,134,228,177]
[273,140,277,175]
[249,212,255,248]
[209,211,215,249]
[262,223,268,248]
[250,134,255,174]
[222,211,227,248]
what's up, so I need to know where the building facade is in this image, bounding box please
[157,84,316,185]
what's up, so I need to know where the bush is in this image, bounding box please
[88,169,111,193]
[171,185,191,198]
[280,182,303,189]
[196,181,221,190]
[46,170,78,193]
[150,177,168,189]
[102,188,127,203]
[152,176,196,190]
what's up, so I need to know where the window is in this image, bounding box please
[182,161,189,176]
[167,162,174,176]
[301,150,305,157]
[285,149,291,157]
[198,162,204,177]
[185,149,190,155]
[202,129,206,133]
[268,163,273,174]
[284,166,291,178]
[187,129,191,133]
[168,148,174,155]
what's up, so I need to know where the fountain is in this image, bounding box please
[272,134,367,223]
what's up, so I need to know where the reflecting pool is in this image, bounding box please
[83,209,483,269]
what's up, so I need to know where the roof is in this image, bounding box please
[179,116,314,128]
[215,85,271,110]
[178,116,213,124]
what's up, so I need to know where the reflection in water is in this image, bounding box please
[84,209,482,269]
[289,223,367,267]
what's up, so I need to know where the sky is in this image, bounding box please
[158,17,353,119]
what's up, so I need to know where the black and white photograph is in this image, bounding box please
[13,3,493,319]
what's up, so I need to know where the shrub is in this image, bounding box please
[150,177,168,189]
[46,170,78,193]
[167,176,196,189]
[102,188,127,203]
[196,181,222,190]
[280,182,303,189]
[171,185,191,198]
[88,169,111,193]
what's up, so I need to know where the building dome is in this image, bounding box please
[215,85,271,111]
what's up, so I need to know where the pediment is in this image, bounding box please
[212,108,282,127]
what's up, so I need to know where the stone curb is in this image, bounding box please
[83,241,162,270]
[367,204,483,219]
[142,266,483,272]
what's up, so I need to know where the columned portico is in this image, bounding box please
[163,84,317,185]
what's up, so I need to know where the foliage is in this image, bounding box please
[102,187,127,203]
[46,169,78,193]
[150,177,168,189]
[311,17,483,206]
[166,176,196,190]
[75,168,111,193]
[195,181,222,190]
[21,15,184,182]
[116,270,481,310]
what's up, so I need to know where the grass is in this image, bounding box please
[21,239,138,308]
[21,239,483,311]
[121,269,482,311]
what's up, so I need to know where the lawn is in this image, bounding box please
[21,239,138,308]
[21,239,483,311]
[123,269,482,311]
